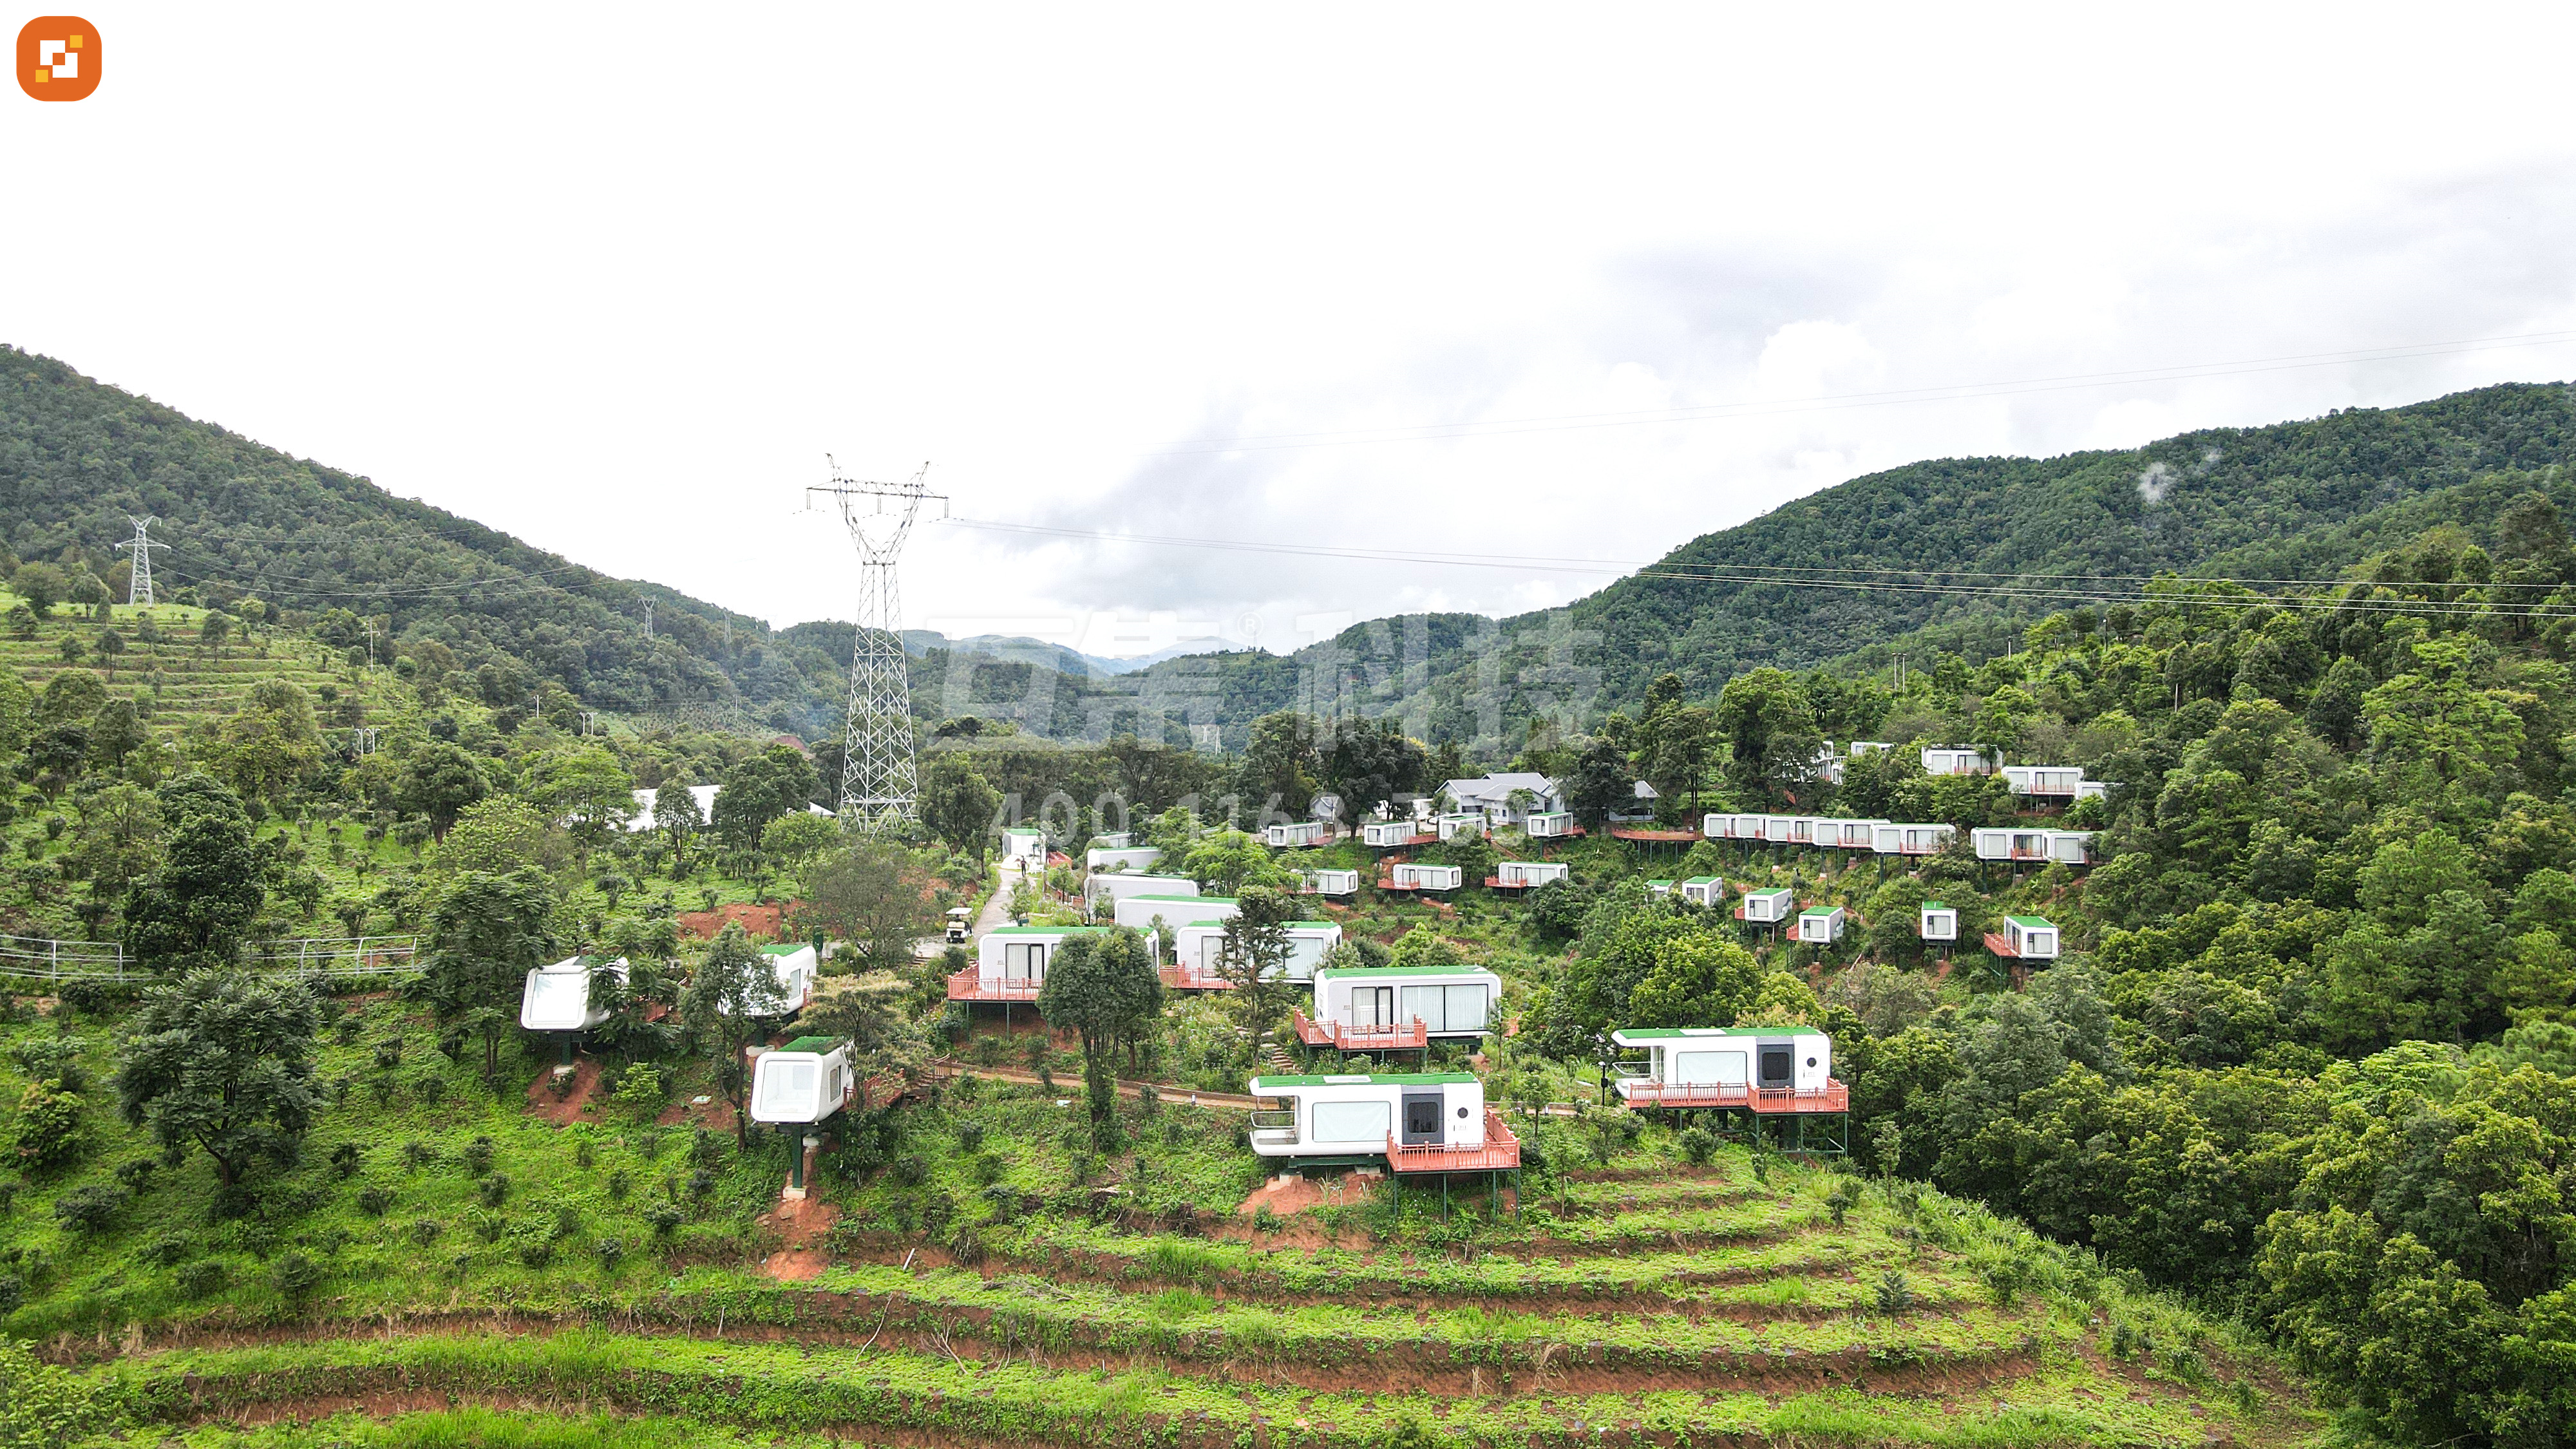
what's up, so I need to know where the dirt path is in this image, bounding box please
[944,1062,1258,1110]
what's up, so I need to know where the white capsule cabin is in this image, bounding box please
[1247,1072,1488,1159]
[966,925,1109,996]
[1173,918,1343,982]
[1084,846,1164,873]
[1795,905,1847,944]
[1646,878,1675,895]
[1495,860,1569,888]
[1090,832,1133,849]
[520,956,623,1034]
[1784,817,1819,846]
[748,1036,853,1126]
[1311,963,1502,1039]
[1299,867,1361,896]
[1113,893,1239,931]
[1974,828,2094,865]
[2074,780,2110,802]
[1873,822,1956,856]
[1996,915,2061,961]
[1526,810,1577,838]
[1848,741,1892,758]
[1920,747,1993,777]
[715,943,817,1018]
[1266,820,1330,848]
[1435,811,1488,842]
[1738,887,1795,924]
[1083,873,1200,909]
[1763,815,1797,843]
[2003,764,2085,798]
[1001,827,1048,868]
[1362,819,1423,848]
[1818,817,1888,849]
[1919,902,1958,942]
[1390,862,1463,892]
[1609,1027,1836,1104]
[1678,875,1725,907]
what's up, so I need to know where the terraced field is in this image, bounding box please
[2,992,2320,1449]
[0,600,385,731]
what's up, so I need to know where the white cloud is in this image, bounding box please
[5,4,2575,656]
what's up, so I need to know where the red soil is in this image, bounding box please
[522,1056,608,1125]
[676,900,803,941]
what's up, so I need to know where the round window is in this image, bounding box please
[1806,1057,1818,1068]
[1455,1105,1469,1119]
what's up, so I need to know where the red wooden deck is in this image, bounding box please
[1368,833,1437,849]
[1618,1080,1850,1113]
[1159,963,1234,991]
[1983,931,2020,958]
[947,968,1042,1002]
[1610,827,1700,843]
[1387,1108,1522,1172]
[1483,876,1534,890]
[1291,1007,1428,1051]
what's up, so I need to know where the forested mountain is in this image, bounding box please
[10,343,2576,759]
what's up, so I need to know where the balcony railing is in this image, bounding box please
[1386,1108,1522,1172]
[1616,1079,1850,1113]
[1159,963,1235,991]
[947,967,1043,1001]
[1291,1008,1428,1051]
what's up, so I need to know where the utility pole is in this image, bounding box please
[808,459,943,832]
[116,515,168,607]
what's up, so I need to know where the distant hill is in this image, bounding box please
[1086,381,2576,749]
[8,345,2573,753]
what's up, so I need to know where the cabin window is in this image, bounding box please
[756,1059,815,1119]
[1003,943,1046,980]
[1402,1095,1442,1142]
[1757,1046,1793,1088]
[1671,1050,1747,1086]
[1311,1099,1391,1144]
[1401,984,1488,1034]
[1345,985,1397,1027]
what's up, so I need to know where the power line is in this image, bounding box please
[1140,328,2576,456]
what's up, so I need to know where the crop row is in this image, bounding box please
[84,1331,2251,1449]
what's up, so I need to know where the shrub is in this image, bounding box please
[356,1184,395,1217]
[552,1204,582,1240]
[329,1142,363,1178]
[12,1081,83,1170]
[140,1232,194,1267]
[513,1233,554,1269]
[409,1218,444,1247]
[689,1126,724,1170]
[594,1236,625,1269]
[173,1259,229,1298]
[573,1137,597,1169]
[956,1122,986,1153]
[686,1169,715,1201]
[53,1183,129,1234]
[607,1170,632,1201]
[1825,1177,1864,1226]
[0,1274,20,1316]
[401,1140,437,1171]
[273,1250,325,1303]
[645,1202,683,1238]
[1678,1125,1718,1166]
[477,1173,510,1208]
[460,1136,496,1176]
[468,1211,506,1244]
[891,1154,929,1188]
[11,1035,88,1094]
[113,1157,158,1191]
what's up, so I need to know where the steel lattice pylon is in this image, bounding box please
[811,462,943,833]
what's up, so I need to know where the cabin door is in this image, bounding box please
[1756,1043,1794,1090]
[1345,985,1396,1028]
[1400,1092,1444,1145]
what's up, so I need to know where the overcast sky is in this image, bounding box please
[10,5,2576,660]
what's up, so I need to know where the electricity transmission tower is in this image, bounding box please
[808,460,943,831]
[116,515,167,606]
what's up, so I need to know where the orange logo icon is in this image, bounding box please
[17,15,100,101]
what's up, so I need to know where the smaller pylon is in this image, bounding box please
[116,515,168,607]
